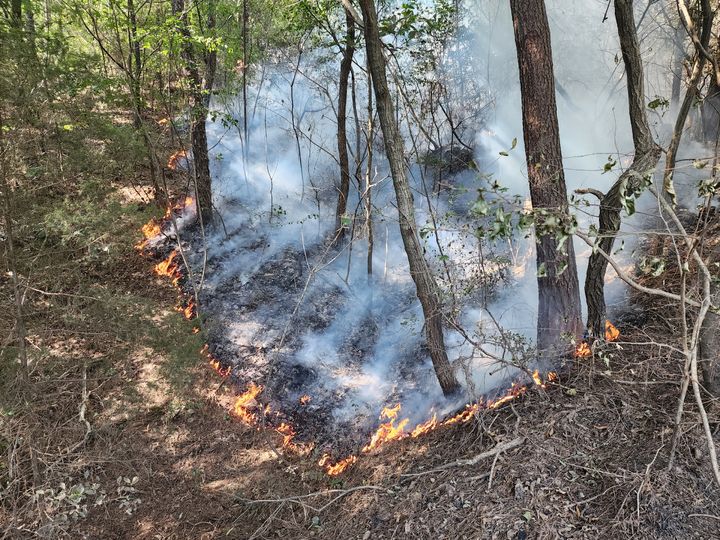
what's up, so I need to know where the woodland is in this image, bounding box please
[2,0,720,538]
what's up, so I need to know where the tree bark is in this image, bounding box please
[358,0,460,396]
[334,9,355,242]
[584,0,662,338]
[663,0,714,204]
[172,0,214,224]
[509,0,583,357]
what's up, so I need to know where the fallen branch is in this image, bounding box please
[242,485,388,514]
[401,437,525,478]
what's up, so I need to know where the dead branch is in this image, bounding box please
[401,437,524,478]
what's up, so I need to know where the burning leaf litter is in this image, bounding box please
[136,198,620,476]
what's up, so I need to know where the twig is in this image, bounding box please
[242,485,387,514]
[401,437,524,478]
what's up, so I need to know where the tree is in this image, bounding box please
[171,0,216,224]
[333,8,355,243]
[581,0,662,339]
[358,0,460,396]
[508,0,582,357]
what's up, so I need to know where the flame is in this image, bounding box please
[605,320,620,342]
[299,395,311,405]
[276,423,296,447]
[154,250,178,277]
[176,299,195,319]
[167,150,188,170]
[575,341,591,358]
[532,369,543,386]
[410,413,438,438]
[362,404,410,452]
[444,403,481,426]
[319,454,358,476]
[233,383,263,424]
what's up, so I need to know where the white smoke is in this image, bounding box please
[184,0,683,440]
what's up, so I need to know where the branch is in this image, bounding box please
[401,437,525,477]
[575,188,605,200]
[340,0,363,28]
[575,230,700,308]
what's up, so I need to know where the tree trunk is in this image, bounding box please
[172,0,214,224]
[663,0,713,204]
[584,0,662,338]
[509,0,582,357]
[700,277,720,399]
[358,0,460,396]
[702,76,720,144]
[334,9,355,242]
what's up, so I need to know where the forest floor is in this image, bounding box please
[2,118,720,540]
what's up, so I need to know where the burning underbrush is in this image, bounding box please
[136,194,622,477]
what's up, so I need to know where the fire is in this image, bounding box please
[362,404,410,453]
[299,395,311,405]
[176,299,195,319]
[410,413,438,438]
[444,403,481,426]
[532,369,543,386]
[605,320,620,342]
[276,423,296,447]
[319,454,358,476]
[575,341,591,358]
[167,150,188,170]
[209,358,231,377]
[233,383,263,424]
[154,250,178,277]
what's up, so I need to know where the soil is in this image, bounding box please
[72,292,720,539]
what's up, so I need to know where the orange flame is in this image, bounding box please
[176,300,195,320]
[276,423,296,447]
[532,369,543,386]
[154,250,178,277]
[410,413,438,438]
[167,150,188,171]
[233,383,263,424]
[605,320,620,342]
[299,395,311,405]
[575,341,591,358]
[362,404,410,453]
[319,454,358,476]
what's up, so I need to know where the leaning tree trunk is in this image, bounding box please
[358,0,460,396]
[584,0,662,339]
[509,0,583,357]
[334,9,355,242]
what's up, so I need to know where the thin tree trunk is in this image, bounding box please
[242,0,249,161]
[365,64,374,276]
[663,0,713,204]
[0,115,29,384]
[334,9,355,242]
[509,0,582,357]
[172,0,214,223]
[358,0,459,396]
[583,0,662,338]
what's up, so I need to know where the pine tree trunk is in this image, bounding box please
[509,0,582,357]
[358,0,460,396]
